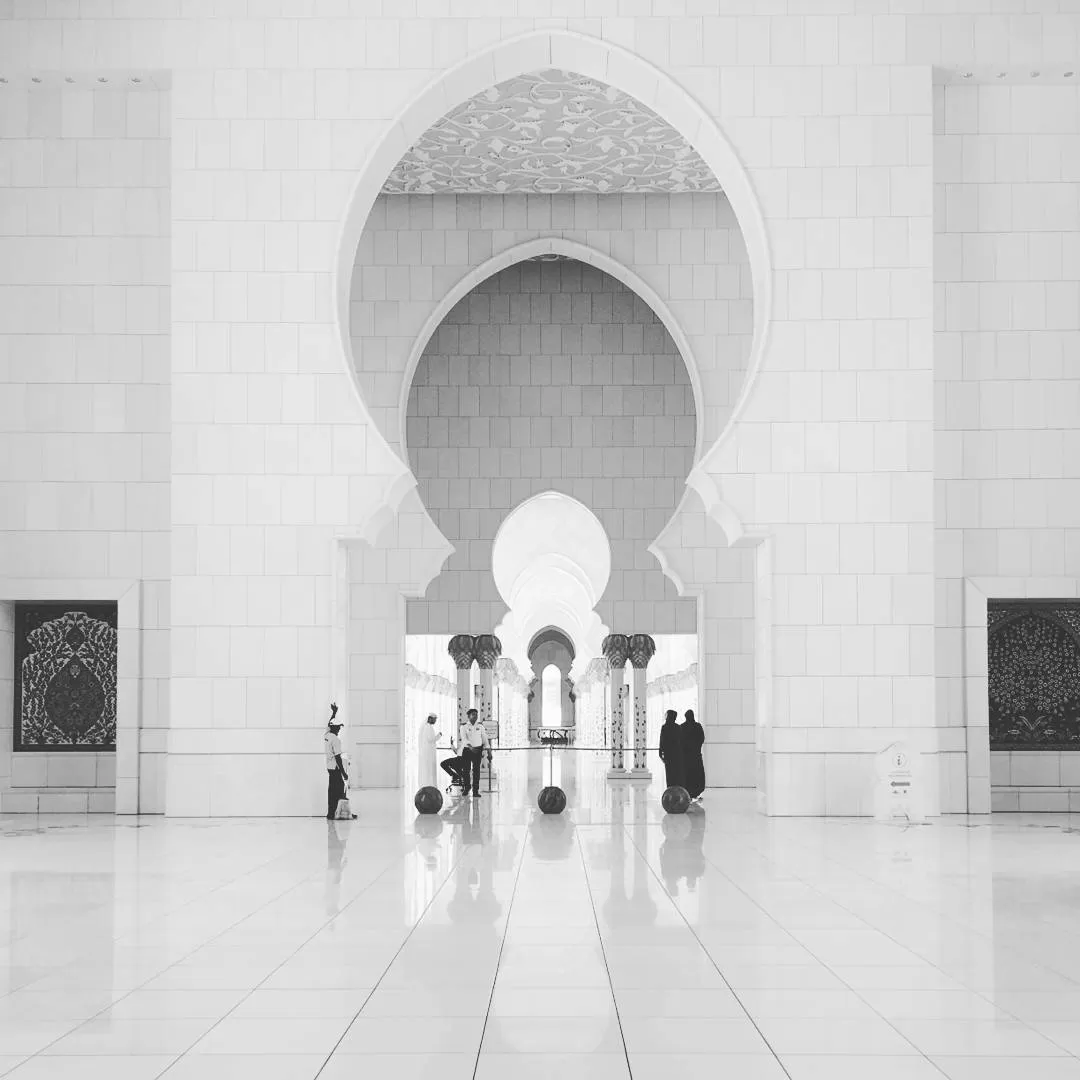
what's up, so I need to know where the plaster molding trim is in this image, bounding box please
[356,467,420,548]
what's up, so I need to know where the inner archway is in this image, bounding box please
[540,665,563,728]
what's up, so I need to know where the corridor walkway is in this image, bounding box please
[1,755,1079,1079]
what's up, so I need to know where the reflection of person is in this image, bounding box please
[680,708,706,801]
[684,808,707,892]
[658,710,684,788]
[418,713,441,788]
[659,813,692,895]
[323,703,348,819]
[459,708,491,798]
[325,819,347,913]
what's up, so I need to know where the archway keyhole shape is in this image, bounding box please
[333,30,772,550]
[492,491,611,681]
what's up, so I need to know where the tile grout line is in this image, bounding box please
[308,826,472,1079]
[470,817,529,1080]
[575,822,635,1080]
[5,827,353,1072]
[152,829,446,1080]
[702,824,1010,1072]
[621,814,799,1080]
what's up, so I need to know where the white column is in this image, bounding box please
[629,634,656,778]
[447,635,475,736]
[603,634,630,778]
[474,634,501,738]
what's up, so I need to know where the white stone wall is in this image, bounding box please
[0,8,1077,813]
[0,81,170,811]
[351,191,754,458]
[935,80,1080,811]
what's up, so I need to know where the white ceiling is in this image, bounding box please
[383,68,722,196]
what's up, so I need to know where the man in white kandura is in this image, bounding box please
[418,712,441,789]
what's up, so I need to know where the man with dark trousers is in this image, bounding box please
[324,702,349,818]
[458,708,491,798]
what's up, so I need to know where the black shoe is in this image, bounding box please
[471,792,481,798]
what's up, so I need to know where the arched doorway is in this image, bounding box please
[336,34,767,794]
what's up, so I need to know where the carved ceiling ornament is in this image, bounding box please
[383,69,722,196]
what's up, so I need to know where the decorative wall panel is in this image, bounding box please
[383,69,722,195]
[988,601,1080,751]
[14,603,118,752]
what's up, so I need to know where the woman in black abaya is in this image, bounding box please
[658,710,684,789]
[680,709,706,801]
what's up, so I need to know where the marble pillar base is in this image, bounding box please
[606,767,629,780]
[630,767,652,781]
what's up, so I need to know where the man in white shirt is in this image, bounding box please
[324,702,348,819]
[459,707,491,798]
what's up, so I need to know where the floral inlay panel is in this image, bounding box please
[988,601,1080,751]
[383,69,722,195]
[14,604,118,751]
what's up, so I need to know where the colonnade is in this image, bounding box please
[431,631,675,774]
[445,634,528,747]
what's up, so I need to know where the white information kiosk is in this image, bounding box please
[873,741,926,824]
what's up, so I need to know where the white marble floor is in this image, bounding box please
[2,751,1080,1080]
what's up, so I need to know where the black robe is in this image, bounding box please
[680,719,705,798]
[658,720,685,788]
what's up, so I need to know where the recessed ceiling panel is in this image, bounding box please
[383,69,722,195]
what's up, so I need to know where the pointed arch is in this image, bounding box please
[331,28,772,543]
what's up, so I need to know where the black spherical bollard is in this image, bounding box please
[537,786,567,814]
[414,786,444,814]
[661,785,691,815]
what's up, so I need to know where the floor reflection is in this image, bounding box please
[2,761,1080,1079]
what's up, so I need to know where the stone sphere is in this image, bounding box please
[537,786,567,815]
[661,785,691,815]
[414,786,444,814]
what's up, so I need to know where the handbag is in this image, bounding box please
[334,764,356,819]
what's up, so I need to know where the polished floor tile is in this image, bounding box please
[2,757,1080,1078]
[474,1053,630,1080]
[189,1017,351,1055]
[319,1054,476,1080]
[628,1053,788,1079]
[781,1055,945,1080]
[162,1055,328,1080]
[42,1018,214,1056]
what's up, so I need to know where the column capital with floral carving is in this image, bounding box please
[601,633,630,668]
[628,633,656,669]
[447,634,476,669]
[474,633,502,670]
